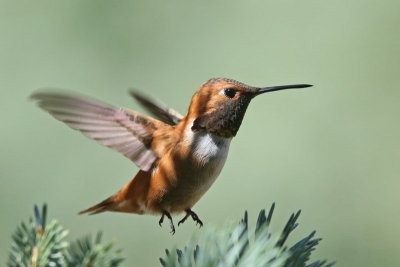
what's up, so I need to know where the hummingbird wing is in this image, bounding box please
[129,90,183,126]
[31,91,162,171]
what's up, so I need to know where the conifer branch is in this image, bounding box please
[160,203,335,267]
[7,204,123,267]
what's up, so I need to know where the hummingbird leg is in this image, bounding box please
[159,213,164,227]
[160,210,175,234]
[178,209,203,228]
[178,213,190,227]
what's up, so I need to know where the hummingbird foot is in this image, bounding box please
[177,213,190,227]
[159,213,164,227]
[178,209,203,228]
[160,210,175,234]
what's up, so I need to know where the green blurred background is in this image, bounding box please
[1,0,399,266]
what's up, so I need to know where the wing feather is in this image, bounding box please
[129,90,183,126]
[31,91,161,171]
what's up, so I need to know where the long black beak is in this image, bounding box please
[255,84,312,95]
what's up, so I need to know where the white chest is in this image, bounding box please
[188,131,231,166]
[183,126,232,184]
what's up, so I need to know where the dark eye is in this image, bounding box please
[224,87,237,98]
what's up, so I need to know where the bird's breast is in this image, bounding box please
[148,121,232,213]
[169,127,232,210]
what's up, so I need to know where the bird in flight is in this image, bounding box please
[31,78,311,234]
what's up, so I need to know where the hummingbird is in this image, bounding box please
[31,78,311,234]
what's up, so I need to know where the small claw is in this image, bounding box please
[178,213,190,227]
[169,221,176,235]
[162,210,176,235]
[189,211,203,228]
[159,214,164,227]
[196,220,203,228]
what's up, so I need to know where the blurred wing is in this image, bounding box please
[31,91,161,171]
[129,90,183,126]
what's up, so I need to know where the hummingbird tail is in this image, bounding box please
[78,196,115,215]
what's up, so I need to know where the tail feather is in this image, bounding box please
[78,196,115,215]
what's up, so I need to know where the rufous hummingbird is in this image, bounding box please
[31,78,311,234]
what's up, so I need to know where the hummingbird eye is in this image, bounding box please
[224,87,237,98]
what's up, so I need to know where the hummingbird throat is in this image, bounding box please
[191,94,252,138]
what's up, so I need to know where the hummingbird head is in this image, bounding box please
[189,78,311,138]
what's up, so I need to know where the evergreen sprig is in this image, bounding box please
[65,232,124,267]
[8,204,68,267]
[160,203,334,267]
[7,204,124,267]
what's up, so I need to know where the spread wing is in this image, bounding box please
[31,91,162,171]
[129,90,183,126]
